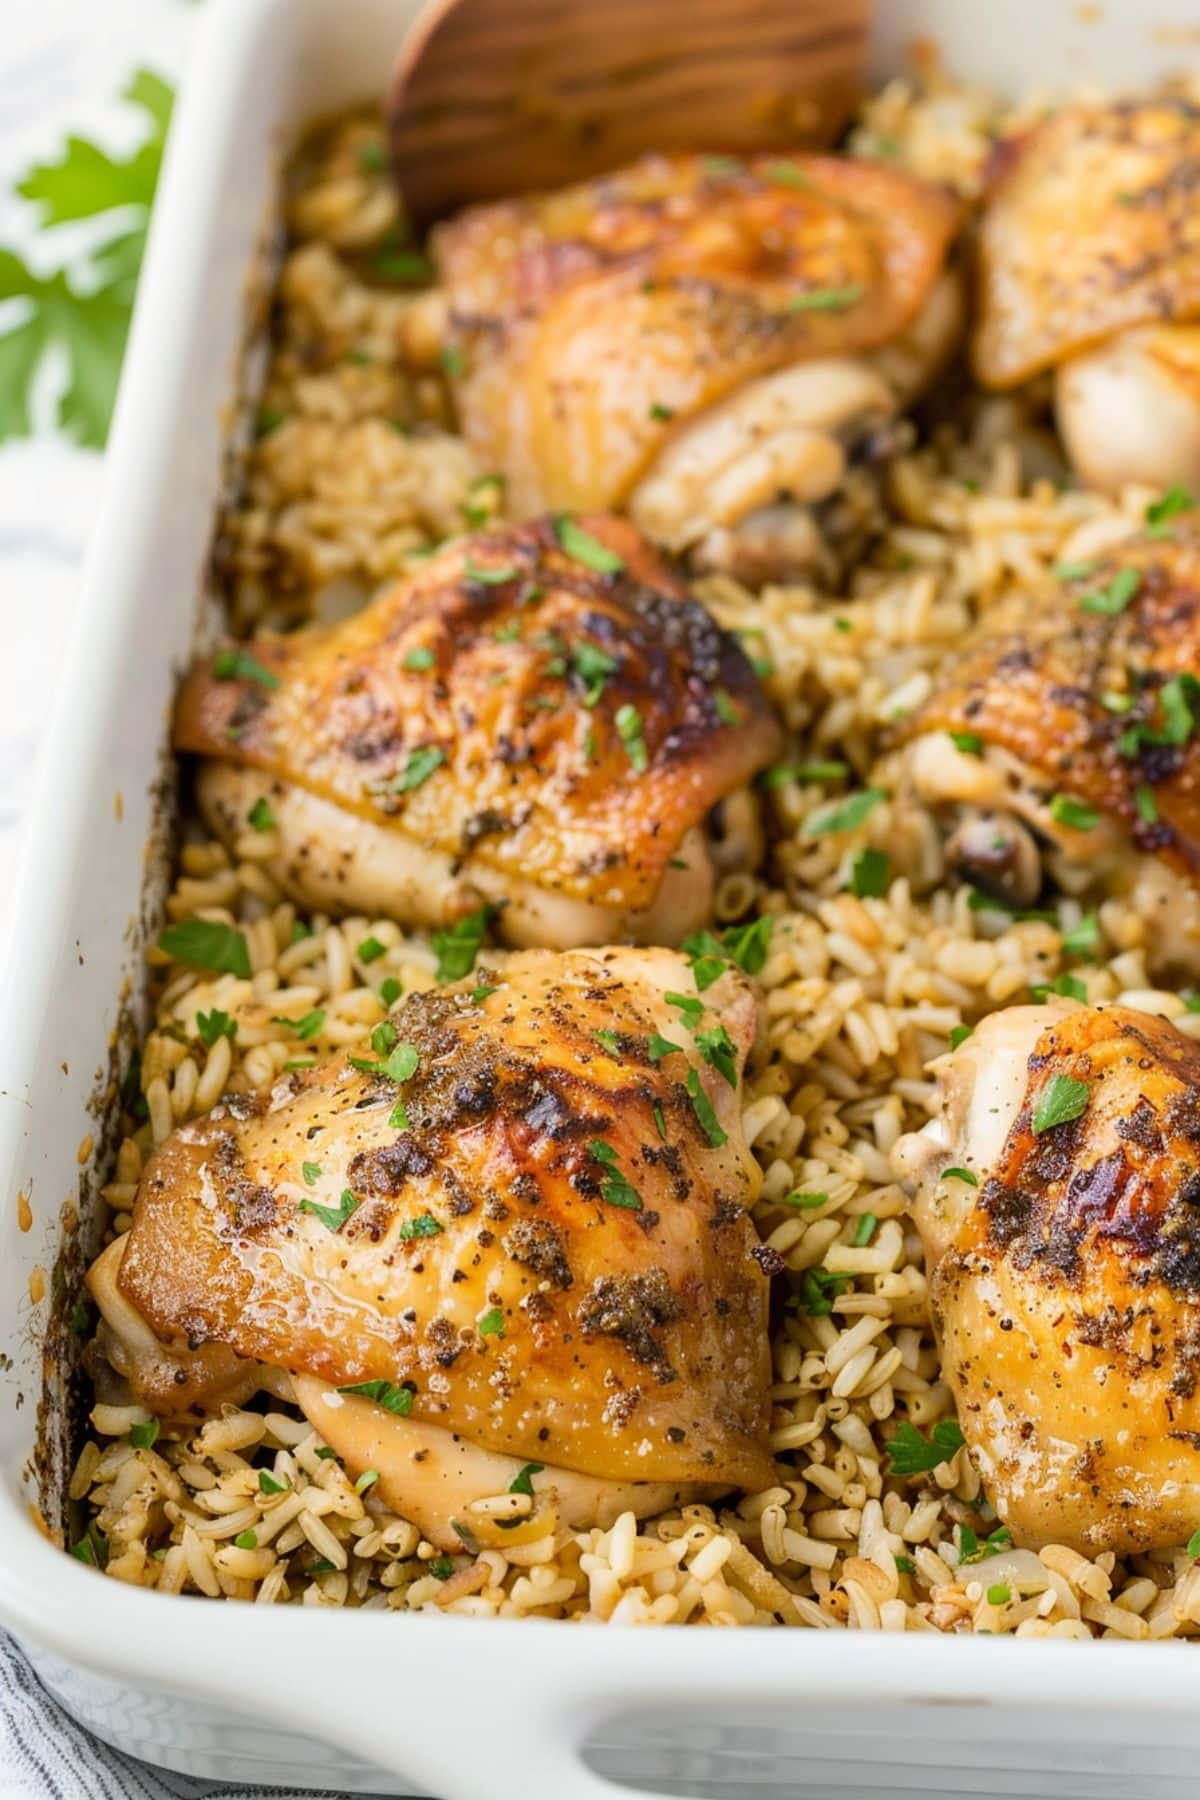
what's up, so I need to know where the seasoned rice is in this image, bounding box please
[71,88,1200,1635]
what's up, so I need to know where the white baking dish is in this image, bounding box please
[6,1,1200,1795]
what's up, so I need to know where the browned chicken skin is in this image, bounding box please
[430,153,961,570]
[896,1002,1200,1556]
[88,949,775,1544]
[894,523,1200,976]
[174,515,781,949]
[975,100,1200,492]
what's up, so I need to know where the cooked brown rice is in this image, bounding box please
[71,85,1200,1636]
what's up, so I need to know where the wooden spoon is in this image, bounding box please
[388,0,872,226]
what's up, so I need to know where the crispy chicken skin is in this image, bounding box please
[431,153,960,558]
[88,949,775,1540]
[894,525,1200,975]
[895,1003,1200,1556]
[174,516,780,949]
[974,100,1200,492]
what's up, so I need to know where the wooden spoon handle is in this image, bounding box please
[389,0,871,225]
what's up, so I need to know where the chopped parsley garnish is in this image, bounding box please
[258,1469,290,1495]
[283,1059,316,1071]
[765,160,812,189]
[647,1032,681,1062]
[388,1098,411,1131]
[615,703,649,772]
[471,981,497,1004]
[852,1213,877,1247]
[384,1043,420,1082]
[399,1212,442,1240]
[1061,912,1100,959]
[959,1524,1013,1564]
[273,1007,325,1040]
[802,787,885,838]
[464,560,517,585]
[554,515,625,573]
[894,1554,916,1575]
[686,1069,727,1147]
[681,929,729,991]
[358,141,387,171]
[372,1020,397,1056]
[648,401,675,421]
[301,1162,321,1186]
[247,796,276,831]
[783,1191,827,1210]
[451,1518,480,1553]
[432,904,492,981]
[234,1529,259,1549]
[986,1583,1011,1606]
[588,1140,644,1210]
[130,1418,160,1450]
[357,936,386,964]
[1049,793,1099,831]
[720,915,773,977]
[787,283,863,312]
[949,1024,972,1050]
[664,991,704,1028]
[949,731,983,756]
[653,1102,667,1139]
[1188,1527,1200,1558]
[380,976,402,1006]
[594,1029,622,1056]
[398,745,446,791]
[1136,785,1159,825]
[1032,1073,1090,1135]
[509,1462,543,1497]
[942,1166,978,1187]
[1101,690,1134,714]
[850,848,890,899]
[355,1470,380,1494]
[1146,484,1193,534]
[795,1268,854,1316]
[714,688,740,726]
[477,1306,505,1337]
[885,1417,965,1474]
[69,1302,91,1335]
[212,648,279,689]
[404,646,436,670]
[374,249,434,283]
[158,917,251,978]
[1054,559,1099,582]
[571,641,618,707]
[440,344,464,378]
[1078,566,1141,616]
[1160,674,1200,745]
[338,1380,414,1415]
[428,1556,455,1579]
[196,1009,236,1049]
[1031,972,1087,1003]
[299,1188,361,1233]
[695,1024,737,1087]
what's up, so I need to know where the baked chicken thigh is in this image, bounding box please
[895,1002,1200,1556]
[975,99,1200,493]
[87,948,775,1547]
[428,153,961,576]
[893,524,1200,978]
[175,515,780,949]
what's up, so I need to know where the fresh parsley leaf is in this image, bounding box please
[949,731,983,755]
[1049,793,1100,831]
[850,848,890,898]
[695,1024,737,1087]
[130,1418,160,1450]
[388,1098,411,1131]
[571,641,618,707]
[234,1529,259,1549]
[399,1213,442,1240]
[1061,912,1101,959]
[212,648,280,689]
[432,904,492,981]
[371,1020,397,1056]
[783,1191,827,1210]
[588,1140,643,1210]
[301,1162,321,1186]
[941,1166,978,1187]
[195,1008,236,1049]
[664,991,703,1028]
[299,1188,361,1232]
[802,787,885,838]
[355,1469,381,1495]
[949,1024,972,1050]
[428,1555,455,1579]
[380,976,403,1006]
[1146,484,1193,534]
[509,1462,543,1497]
[615,703,649,772]
[158,917,250,977]
[1032,1073,1090,1135]
[795,1268,854,1316]
[713,688,740,726]
[337,1380,414,1416]
[1079,566,1141,616]
[594,1029,622,1056]
[464,560,518,585]
[273,1007,325,1040]
[787,284,863,312]
[357,936,386,964]
[247,796,276,832]
[852,1212,877,1247]
[258,1469,290,1495]
[681,929,728,990]
[477,1306,505,1337]
[647,1032,681,1062]
[554,515,624,573]
[1031,972,1087,1003]
[885,1418,965,1475]
[398,745,445,791]
[686,1069,727,1147]
[404,646,436,671]
[1188,1527,1200,1558]
[722,915,772,976]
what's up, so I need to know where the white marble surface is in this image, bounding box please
[0,0,195,949]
